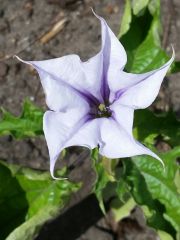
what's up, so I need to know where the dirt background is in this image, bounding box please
[0,0,179,239]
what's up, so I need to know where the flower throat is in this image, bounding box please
[96,103,111,118]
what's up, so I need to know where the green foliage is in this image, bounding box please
[132,147,180,232]
[119,0,170,73]
[132,0,150,15]
[92,107,179,238]
[0,161,80,240]
[117,4,180,237]
[0,163,28,240]
[134,109,180,146]
[0,100,44,138]
[118,0,131,38]
[170,61,180,74]
[0,0,179,239]
[129,17,169,73]
[92,110,179,238]
[92,149,115,212]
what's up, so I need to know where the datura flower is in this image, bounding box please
[16,12,174,179]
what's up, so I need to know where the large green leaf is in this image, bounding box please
[129,17,169,73]
[0,161,80,240]
[120,7,152,71]
[120,157,177,238]
[0,100,44,138]
[119,0,171,73]
[133,109,180,147]
[132,148,180,231]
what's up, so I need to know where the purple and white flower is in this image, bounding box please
[16,12,174,178]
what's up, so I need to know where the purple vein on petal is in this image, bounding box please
[113,89,127,103]
[100,21,111,103]
[113,50,174,103]
[30,61,100,108]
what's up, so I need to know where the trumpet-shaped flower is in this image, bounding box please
[16,13,174,179]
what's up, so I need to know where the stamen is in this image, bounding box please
[97,103,111,118]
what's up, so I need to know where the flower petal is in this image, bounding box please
[15,56,90,111]
[65,118,101,149]
[82,52,103,102]
[111,52,174,109]
[92,11,127,100]
[94,11,127,71]
[43,110,101,178]
[43,108,89,178]
[16,51,103,106]
[99,118,163,165]
[110,102,134,135]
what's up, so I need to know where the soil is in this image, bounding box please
[0,0,179,239]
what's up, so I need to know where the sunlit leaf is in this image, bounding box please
[132,0,150,15]
[129,16,169,73]
[0,161,80,240]
[0,100,44,138]
[132,148,180,231]
[121,157,177,237]
[119,0,170,73]
[158,230,174,240]
[118,0,132,38]
[112,198,136,222]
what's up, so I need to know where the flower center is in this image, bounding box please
[96,103,112,118]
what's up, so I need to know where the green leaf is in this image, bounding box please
[133,109,180,147]
[132,0,150,15]
[16,168,77,219]
[119,0,171,73]
[112,197,136,222]
[118,0,132,38]
[0,161,80,240]
[129,17,169,73]
[6,205,59,240]
[158,230,174,240]
[148,0,160,15]
[0,100,44,138]
[120,153,179,238]
[170,61,180,74]
[0,163,28,240]
[120,8,153,71]
[132,148,180,231]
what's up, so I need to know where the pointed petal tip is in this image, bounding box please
[156,155,165,168]
[169,44,175,63]
[14,55,21,61]
[50,164,68,181]
[90,7,97,17]
[150,151,165,169]
[166,45,175,67]
[14,55,32,66]
[171,44,175,57]
[90,8,103,22]
[51,175,68,181]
